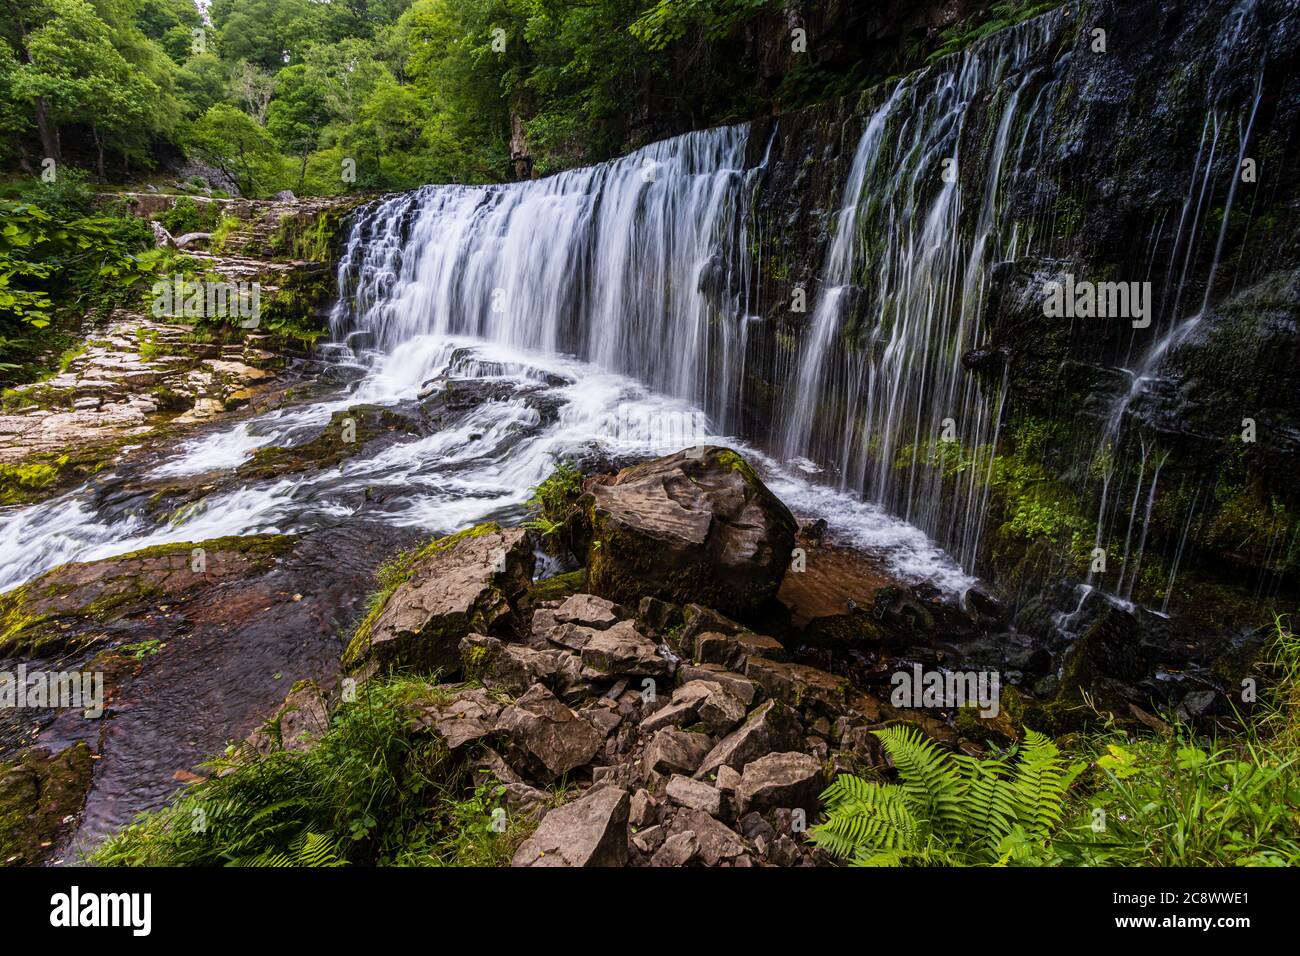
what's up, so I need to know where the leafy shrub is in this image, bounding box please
[812,725,1084,865]
[91,675,534,867]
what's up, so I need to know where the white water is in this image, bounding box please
[0,328,974,595]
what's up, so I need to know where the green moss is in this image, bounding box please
[0,743,93,866]
[715,449,760,486]
[529,568,587,603]
[0,458,65,504]
[341,523,504,669]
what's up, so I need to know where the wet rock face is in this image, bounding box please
[0,535,294,658]
[0,743,92,866]
[585,446,798,620]
[343,525,534,678]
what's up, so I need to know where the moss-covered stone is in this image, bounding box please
[0,743,93,867]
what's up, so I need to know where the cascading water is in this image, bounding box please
[777,12,1067,569]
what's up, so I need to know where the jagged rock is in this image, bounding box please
[641,728,713,776]
[666,775,724,817]
[667,808,751,866]
[677,663,759,705]
[629,788,657,829]
[512,786,630,867]
[247,680,330,754]
[735,752,825,815]
[633,824,668,855]
[345,525,533,677]
[554,593,625,629]
[695,630,786,670]
[471,748,550,815]
[460,633,573,697]
[715,765,742,793]
[580,700,623,737]
[744,658,850,717]
[413,687,503,750]
[651,830,700,866]
[696,699,804,778]
[638,595,682,633]
[546,622,600,651]
[639,679,719,733]
[695,681,748,735]
[494,683,603,780]
[580,619,672,678]
[585,446,798,619]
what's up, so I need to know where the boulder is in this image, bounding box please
[512,786,630,867]
[677,663,759,706]
[744,658,850,718]
[413,687,503,751]
[554,593,626,629]
[493,683,602,780]
[735,752,825,815]
[639,679,723,733]
[666,775,724,817]
[580,620,672,678]
[666,808,751,866]
[641,728,713,776]
[585,446,797,619]
[696,700,804,778]
[246,680,330,755]
[344,524,533,677]
[650,830,699,866]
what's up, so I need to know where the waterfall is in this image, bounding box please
[331,126,761,432]
[331,11,1072,571]
[772,12,1066,568]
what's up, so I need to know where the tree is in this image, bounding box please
[11,0,161,176]
[266,63,329,189]
[183,103,280,195]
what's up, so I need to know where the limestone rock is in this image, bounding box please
[494,683,603,780]
[585,446,797,619]
[512,786,629,867]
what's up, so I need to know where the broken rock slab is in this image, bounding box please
[512,786,630,867]
[493,683,603,781]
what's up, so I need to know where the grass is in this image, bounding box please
[90,675,537,867]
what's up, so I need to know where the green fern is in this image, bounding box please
[812,725,1084,866]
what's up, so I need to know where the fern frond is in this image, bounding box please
[1012,729,1085,840]
[874,725,965,838]
[811,774,920,860]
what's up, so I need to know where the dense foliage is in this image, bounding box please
[2,1,1048,196]
[91,676,540,866]
[814,619,1300,867]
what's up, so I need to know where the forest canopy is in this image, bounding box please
[0,0,838,194]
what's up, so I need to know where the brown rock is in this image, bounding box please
[735,751,825,815]
[494,683,602,780]
[512,786,630,867]
[696,699,804,778]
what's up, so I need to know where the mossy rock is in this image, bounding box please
[584,446,797,621]
[0,534,294,657]
[0,743,93,867]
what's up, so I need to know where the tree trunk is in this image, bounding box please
[34,97,59,162]
[92,124,105,179]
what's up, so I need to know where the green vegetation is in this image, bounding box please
[91,676,535,866]
[815,620,1300,867]
[525,460,587,559]
[812,725,1084,865]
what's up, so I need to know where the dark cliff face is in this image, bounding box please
[726,0,1299,665]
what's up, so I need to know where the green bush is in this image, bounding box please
[90,676,533,867]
